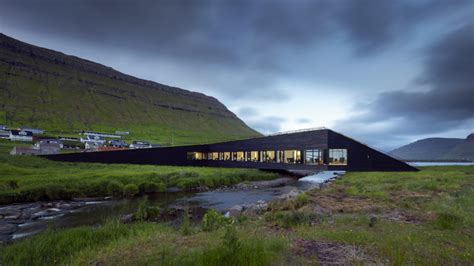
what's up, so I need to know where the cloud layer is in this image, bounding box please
[1,0,472,149]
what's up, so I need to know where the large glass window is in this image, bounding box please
[281,150,301,164]
[187,152,203,160]
[232,152,237,161]
[263,150,276,163]
[223,152,231,161]
[305,149,322,164]
[329,149,348,165]
[211,152,219,160]
[249,151,259,162]
[236,151,245,161]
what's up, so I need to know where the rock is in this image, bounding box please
[227,205,244,217]
[0,223,17,235]
[165,187,182,193]
[3,213,21,220]
[120,214,134,224]
[279,189,300,200]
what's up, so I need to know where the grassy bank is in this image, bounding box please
[0,152,278,204]
[1,166,473,265]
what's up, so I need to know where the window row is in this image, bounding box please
[186,149,347,165]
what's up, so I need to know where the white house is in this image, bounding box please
[9,130,33,142]
[19,127,44,135]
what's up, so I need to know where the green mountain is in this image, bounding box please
[390,134,474,161]
[0,33,260,144]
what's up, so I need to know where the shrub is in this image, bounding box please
[7,180,19,189]
[133,200,161,221]
[294,193,309,207]
[107,181,124,198]
[202,208,231,231]
[434,212,463,229]
[176,179,200,190]
[272,211,318,228]
[180,209,192,235]
[138,181,165,194]
[123,184,139,198]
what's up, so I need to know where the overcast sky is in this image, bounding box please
[1,0,473,150]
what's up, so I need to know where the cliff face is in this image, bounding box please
[0,33,260,144]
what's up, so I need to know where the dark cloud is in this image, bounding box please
[1,0,471,101]
[335,23,474,148]
[337,0,472,55]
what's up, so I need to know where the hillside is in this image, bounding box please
[0,33,260,144]
[390,134,474,161]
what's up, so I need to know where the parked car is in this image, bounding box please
[129,141,152,149]
[109,140,129,148]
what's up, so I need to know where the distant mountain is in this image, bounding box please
[0,33,260,144]
[390,134,474,161]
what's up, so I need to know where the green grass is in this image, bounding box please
[0,221,288,266]
[0,143,278,204]
[0,162,472,265]
[0,42,260,145]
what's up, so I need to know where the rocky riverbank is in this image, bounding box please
[0,197,109,243]
[224,172,344,217]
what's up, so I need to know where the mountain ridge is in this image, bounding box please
[0,33,260,144]
[390,134,474,161]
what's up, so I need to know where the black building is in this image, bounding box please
[43,128,417,171]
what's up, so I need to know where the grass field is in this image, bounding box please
[1,165,472,265]
[0,140,278,204]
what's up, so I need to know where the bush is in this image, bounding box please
[272,211,318,228]
[295,193,309,207]
[180,209,192,235]
[434,212,463,229]
[107,181,124,198]
[123,184,139,198]
[202,209,231,231]
[138,181,165,194]
[133,200,161,221]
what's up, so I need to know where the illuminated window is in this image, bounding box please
[263,150,276,163]
[280,150,301,164]
[223,152,231,161]
[236,151,245,161]
[246,151,258,162]
[305,149,322,164]
[246,151,252,162]
[211,152,219,160]
[187,152,203,160]
[218,152,223,160]
[329,149,347,165]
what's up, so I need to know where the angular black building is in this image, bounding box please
[43,128,417,171]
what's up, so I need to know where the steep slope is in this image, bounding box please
[443,134,474,161]
[390,134,474,161]
[0,33,260,144]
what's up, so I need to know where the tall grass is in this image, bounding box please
[0,153,278,204]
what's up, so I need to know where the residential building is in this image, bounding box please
[19,127,44,135]
[10,147,41,156]
[9,130,33,142]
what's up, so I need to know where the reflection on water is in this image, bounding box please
[10,171,338,240]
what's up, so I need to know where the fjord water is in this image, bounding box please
[10,171,338,241]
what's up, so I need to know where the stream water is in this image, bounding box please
[1,171,342,242]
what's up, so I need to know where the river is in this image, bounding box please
[1,171,341,243]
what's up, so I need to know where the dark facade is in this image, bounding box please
[42,128,418,171]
